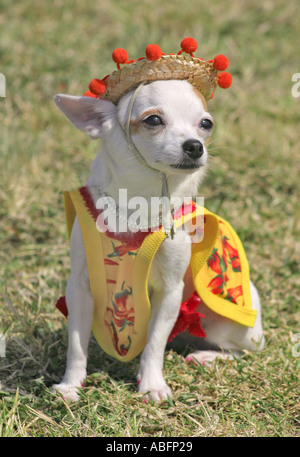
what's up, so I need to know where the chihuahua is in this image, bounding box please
[53,79,264,401]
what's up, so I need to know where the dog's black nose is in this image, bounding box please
[182,139,204,159]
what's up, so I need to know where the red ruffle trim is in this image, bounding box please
[168,292,206,342]
[56,296,68,318]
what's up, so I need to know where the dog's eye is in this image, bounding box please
[143,115,164,127]
[200,118,213,130]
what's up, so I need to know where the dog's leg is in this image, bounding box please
[137,232,191,402]
[53,218,93,401]
[185,281,265,365]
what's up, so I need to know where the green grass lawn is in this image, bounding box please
[0,0,299,437]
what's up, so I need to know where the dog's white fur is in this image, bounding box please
[53,80,264,401]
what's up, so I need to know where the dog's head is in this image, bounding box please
[55,79,213,176]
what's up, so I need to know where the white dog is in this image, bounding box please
[52,50,264,402]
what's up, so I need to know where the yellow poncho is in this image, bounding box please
[56,187,257,362]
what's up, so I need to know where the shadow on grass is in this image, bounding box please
[0,319,199,400]
[0,324,141,398]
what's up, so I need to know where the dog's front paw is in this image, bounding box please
[137,374,172,402]
[52,383,82,401]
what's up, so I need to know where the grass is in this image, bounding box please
[0,0,299,437]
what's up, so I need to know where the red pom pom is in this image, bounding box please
[89,78,106,96]
[145,44,162,61]
[112,48,129,64]
[180,37,198,55]
[83,90,98,98]
[213,54,229,71]
[217,72,232,89]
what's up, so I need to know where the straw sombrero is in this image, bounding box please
[84,37,232,104]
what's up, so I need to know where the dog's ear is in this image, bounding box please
[54,94,116,139]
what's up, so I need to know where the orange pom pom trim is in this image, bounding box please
[83,90,98,98]
[217,72,232,89]
[83,37,234,101]
[213,55,229,71]
[179,37,198,55]
[112,48,129,64]
[89,78,106,96]
[145,44,162,61]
